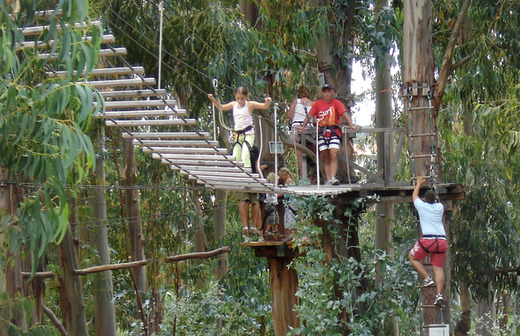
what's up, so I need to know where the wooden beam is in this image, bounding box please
[74,260,148,275]
[165,246,230,263]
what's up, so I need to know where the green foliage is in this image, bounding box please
[0,1,101,273]
[286,196,418,335]
[156,281,271,336]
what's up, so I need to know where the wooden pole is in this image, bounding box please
[268,257,299,335]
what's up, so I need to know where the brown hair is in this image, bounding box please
[235,86,249,96]
[297,85,310,98]
[424,190,437,204]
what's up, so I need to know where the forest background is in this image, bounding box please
[1,0,520,335]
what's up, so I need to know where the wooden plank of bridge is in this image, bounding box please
[125,132,211,139]
[48,66,146,78]
[135,140,219,147]
[21,20,103,36]
[93,100,178,110]
[38,47,127,60]
[20,34,115,50]
[81,77,156,88]
[142,147,227,155]
[106,119,195,127]
[97,109,187,119]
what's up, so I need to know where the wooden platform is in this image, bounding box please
[241,241,298,258]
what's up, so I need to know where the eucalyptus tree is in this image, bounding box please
[0,0,102,334]
[419,0,520,333]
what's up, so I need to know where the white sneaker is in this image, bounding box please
[329,177,340,185]
[422,277,435,287]
[434,293,444,307]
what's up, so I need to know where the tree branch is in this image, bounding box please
[165,246,230,263]
[43,304,67,336]
[434,0,472,113]
[73,260,149,275]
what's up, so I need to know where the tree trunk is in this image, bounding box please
[92,123,117,336]
[57,227,88,336]
[192,187,206,253]
[268,257,299,336]
[455,282,471,335]
[474,283,495,336]
[374,0,395,289]
[0,168,27,334]
[123,138,147,294]
[213,189,228,279]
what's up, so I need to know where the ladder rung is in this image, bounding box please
[408,106,433,111]
[410,133,436,138]
[421,324,448,328]
[410,154,435,159]
[412,175,436,179]
[420,305,443,308]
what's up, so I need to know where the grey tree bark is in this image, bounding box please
[123,138,147,294]
[92,123,117,336]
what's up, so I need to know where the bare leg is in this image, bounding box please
[251,201,260,231]
[433,266,445,294]
[408,253,429,280]
[329,147,339,179]
[239,200,250,235]
[320,149,332,180]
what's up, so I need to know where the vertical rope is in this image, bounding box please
[407,87,415,179]
[274,103,278,181]
[157,1,164,89]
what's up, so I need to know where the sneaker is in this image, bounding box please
[243,235,250,243]
[329,177,340,185]
[422,277,435,288]
[256,235,265,243]
[434,293,444,307]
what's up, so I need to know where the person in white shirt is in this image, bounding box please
[409,176,448,307]
[208,87,271,242]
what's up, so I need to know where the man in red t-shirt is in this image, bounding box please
[298,84,356,185]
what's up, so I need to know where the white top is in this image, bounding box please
[233,101,254,134]
[414,198,446,237]
[292,99,312,123]
[265,193,278,205]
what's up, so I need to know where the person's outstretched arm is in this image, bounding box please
[207,94,235,111]
[412,176,424,201]
[248,97,272,111]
